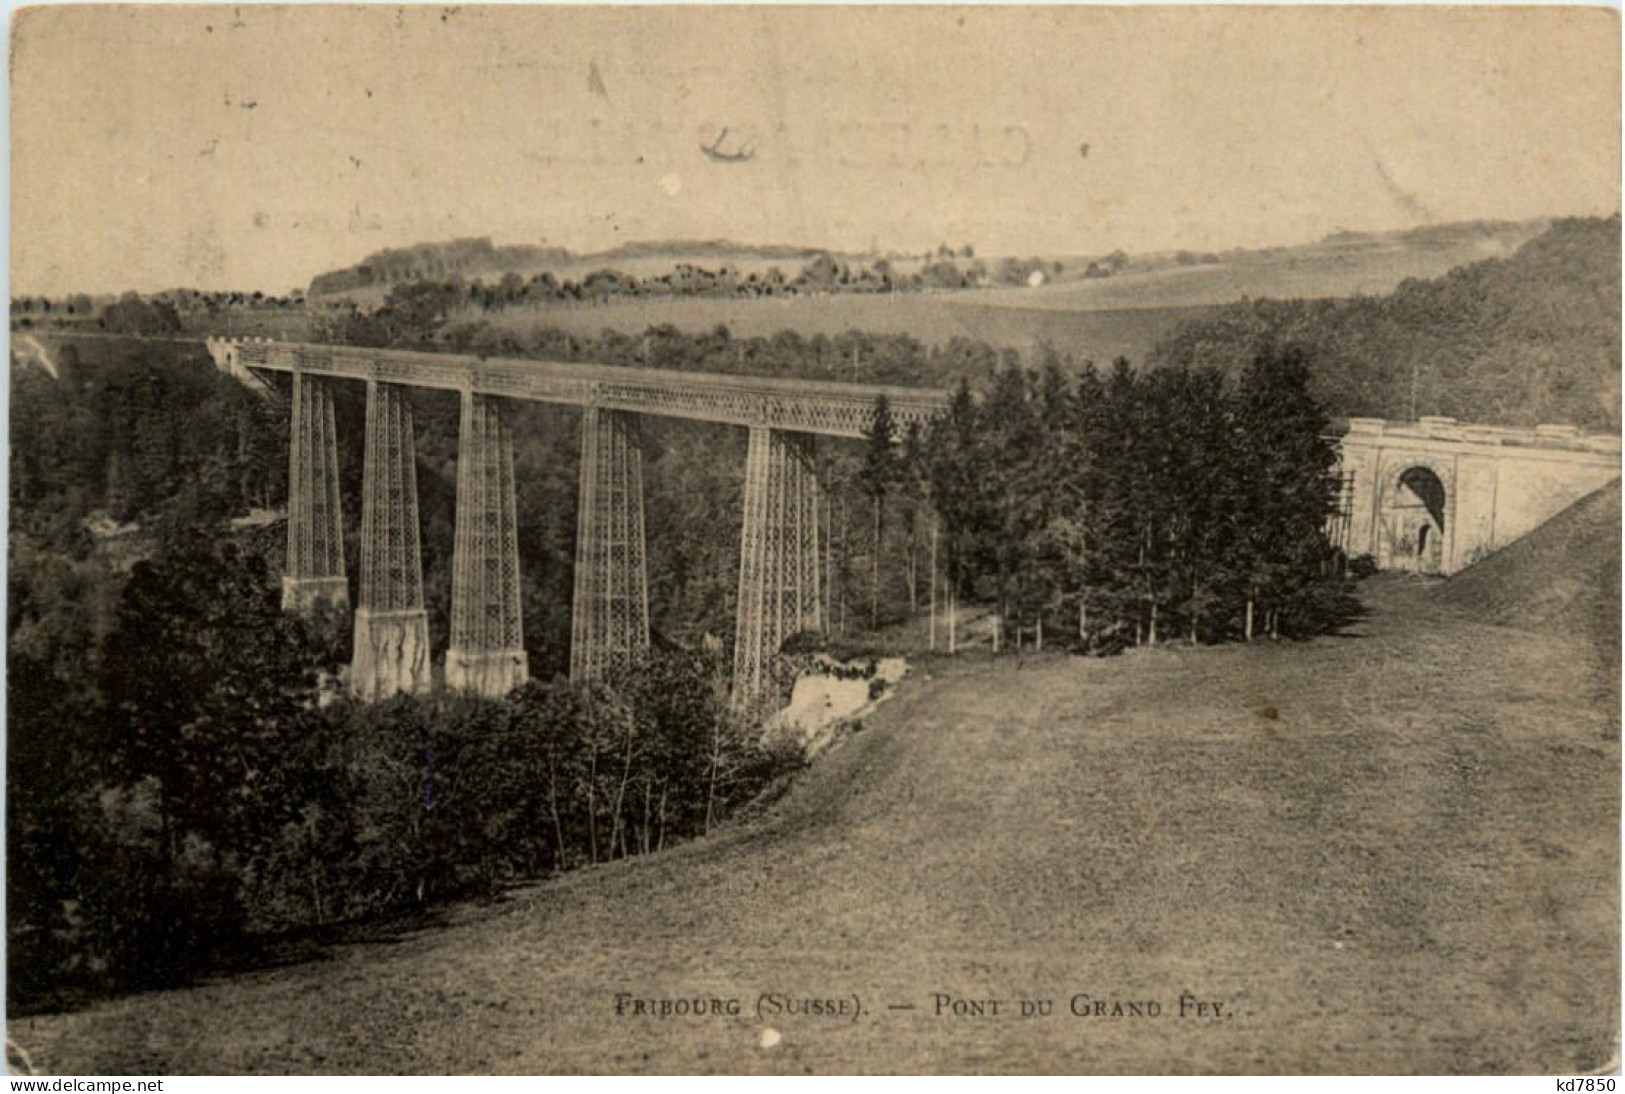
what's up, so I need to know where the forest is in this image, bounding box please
[911,347,1353,649]
[1151,215,1622,432]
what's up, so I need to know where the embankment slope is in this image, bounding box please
[1434,482,1621,649]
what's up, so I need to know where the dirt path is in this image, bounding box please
[11,583,1619,1073]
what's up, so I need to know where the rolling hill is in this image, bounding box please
[1152,215,1622,430]
[304,219,1555,365]
[473,293,1214,367]
[309,238,842,300]
[981,219,1543,314]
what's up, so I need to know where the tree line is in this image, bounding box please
[308,247,1083,335]
[1151,215,1621,432]
[12,289,308,334]
[856,346,1358,648]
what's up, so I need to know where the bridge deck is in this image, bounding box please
[234,340,951,439]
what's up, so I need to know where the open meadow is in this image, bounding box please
[989,221,1543,313]
[430,221,1546,362]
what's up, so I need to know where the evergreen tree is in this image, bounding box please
[1233,344,1343,638]
[101,533,328,981]
[1087,359,1145,644]
[927,379,985,623]
[899,420,929,616]
[1031,360,1103,640]
[977,360,1043,633]
[860,394,899,629]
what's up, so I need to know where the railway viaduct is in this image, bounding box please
[208,337,949,706]
[204,337,1619,705]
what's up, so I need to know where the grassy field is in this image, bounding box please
[457,223,1543,363]
[988,225,1542,314]
[10,572,1617,1075]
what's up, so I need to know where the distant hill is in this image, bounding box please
[309,238,569,296]
[1432,482,1620,651]
[308,237,832,298]
[303,218,1612,377]
[593,239,825,263]
[984,219,1544,314]
[307,219,1547,309]
[1151,216,1622,431]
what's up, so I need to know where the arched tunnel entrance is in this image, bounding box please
[1380,465,1447,574]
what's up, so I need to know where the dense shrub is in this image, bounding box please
[9,571,798,1014]
[98,293,182,336]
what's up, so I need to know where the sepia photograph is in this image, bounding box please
[4,3,1621,1076]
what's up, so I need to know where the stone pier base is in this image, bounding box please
[445,647,529,699]
[282,575,351,615]
[351,607,431,701]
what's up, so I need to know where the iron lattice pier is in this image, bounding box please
[570,408,651,683]
[447,391,528,697]
[219,339,954,704]
[283,371,349,613]
[733,427,823,708]
[352,378,432,700]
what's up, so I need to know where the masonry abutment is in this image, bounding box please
[352,378,431,700]
[1336,419,1620,576]
[447,390,529,698]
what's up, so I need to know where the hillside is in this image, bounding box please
[981,219,1542,314]
[309,237,837,299]
[309,238,569,296]
[304,219,1553,362]
[1433,482,1621,649]
[1152,216,1622,431]
[12,578,1616,1073]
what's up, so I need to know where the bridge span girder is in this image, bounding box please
[234,339,948,439]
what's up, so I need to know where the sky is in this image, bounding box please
[10,5,1621,297]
